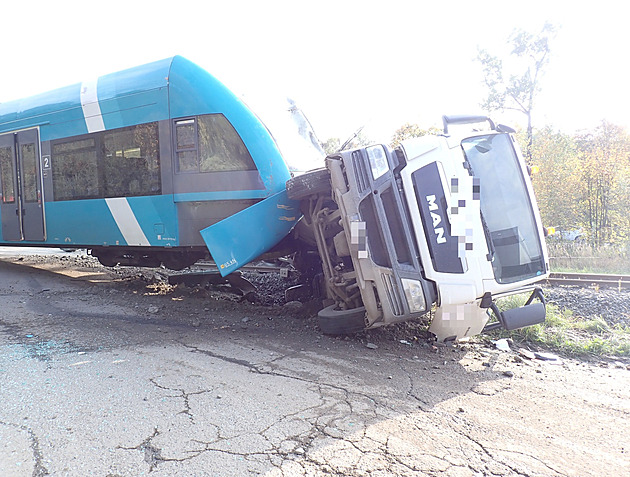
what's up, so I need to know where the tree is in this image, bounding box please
[528,127,581,230]
[477,23,557,163]
[575,121,630,245]
[390,123,441,148]
[526,122,630,247]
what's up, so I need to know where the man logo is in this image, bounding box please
[426,195,446,244]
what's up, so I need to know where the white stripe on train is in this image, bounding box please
[80,79,105,133]
[105,198,150,246]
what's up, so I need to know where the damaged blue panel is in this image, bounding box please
[200,190,300,276]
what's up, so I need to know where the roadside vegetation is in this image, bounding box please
[488,293,630,358]
[547,241,630,274]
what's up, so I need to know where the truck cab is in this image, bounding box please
[288,115,549,341]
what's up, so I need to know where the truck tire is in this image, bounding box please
[318,304,367,335]
[286,169,331,200]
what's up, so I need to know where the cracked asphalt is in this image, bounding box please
[0,252,628,476]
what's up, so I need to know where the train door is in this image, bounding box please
[0,129,45,241]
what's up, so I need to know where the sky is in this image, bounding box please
[1,0,628,151]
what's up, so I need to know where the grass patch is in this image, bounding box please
[547,241,630,274]
[486,294,630,357]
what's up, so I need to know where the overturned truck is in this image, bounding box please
[288,115,549,342]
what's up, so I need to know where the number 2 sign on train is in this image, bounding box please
[0,56,318,274]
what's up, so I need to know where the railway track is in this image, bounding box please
[185,261,630,292]
[166,260,296,296]
[196,262,630,291]
[546,272,630,290]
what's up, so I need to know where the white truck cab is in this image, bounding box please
[288,115,549,341]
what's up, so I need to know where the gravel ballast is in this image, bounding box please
[544,286,630,326]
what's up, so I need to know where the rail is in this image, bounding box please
[545,272,630,290]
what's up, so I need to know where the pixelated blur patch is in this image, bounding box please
[451,199,467,215]
[473,178,480,200]
[441,303,479,321]
[450,174,484,259]
[350,221,367,258]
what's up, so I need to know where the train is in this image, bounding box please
[0,56,302,273]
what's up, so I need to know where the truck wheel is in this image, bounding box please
[286,169,331,200]
[318,304,367,335]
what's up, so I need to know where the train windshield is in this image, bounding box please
[461,133,546,284]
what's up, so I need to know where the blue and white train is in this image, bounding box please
[0,56,301,273]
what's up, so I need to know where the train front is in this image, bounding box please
[172,59,323,275]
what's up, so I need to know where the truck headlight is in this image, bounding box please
[401,278,426,313]
[366,145,389,180]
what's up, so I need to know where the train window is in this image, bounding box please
[174,114,255,173]
[175,119,198,173]
[0,146,15,203]
[52,138,100,200]
[178,150,198,173]
[176,119,196,148]
[103,123,161,197]
[21,143,39,203]
[51,122,162,201]
[198,114,255,172]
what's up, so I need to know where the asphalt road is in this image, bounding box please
[0,254,628,476]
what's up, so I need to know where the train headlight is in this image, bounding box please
[366,145,389,180]
[401,278,426,313]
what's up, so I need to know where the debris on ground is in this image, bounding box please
[534,351,564,365]
[519,348,536,360]
[494,338,511,352]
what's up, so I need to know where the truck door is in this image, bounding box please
[0,129,45,241]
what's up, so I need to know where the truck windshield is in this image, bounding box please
[461,134,546,284]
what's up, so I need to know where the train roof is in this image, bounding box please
[0,56,255,142]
